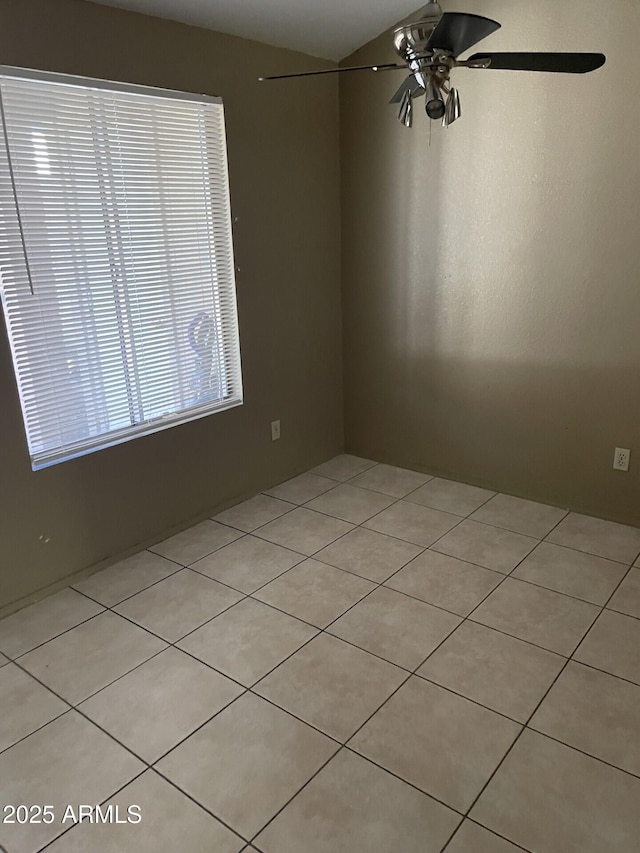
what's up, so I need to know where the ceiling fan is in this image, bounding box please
[259,2,606,128]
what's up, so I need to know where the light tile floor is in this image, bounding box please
[1,455,640,852]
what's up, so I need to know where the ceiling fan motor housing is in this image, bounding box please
[393,2,443,62]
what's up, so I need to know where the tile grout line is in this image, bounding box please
[8,655,257,850]
[0,607,109,663]
[2,477,632,661]
[242,499,541,841]
[155,469,457,845]
[177,547,640,804]
[437,509,579,851]
[2,458,635,629]
[35,765,151,852]
[254,482,635,619]
[522,724,640,781]
[0,705,71,761]
[73,560,185,608]
[4,471,637,765]
[2,460,639,851]
[331,521,543,788]
[46,480,485,844]
[442,818,535,853]
[311,469,640,566]
[72,494,638,683]
[4,507,637,756]
[74,540,614,676]
[242,745,347,847]
[0,597,636,837]
[449,527,640,848]
[2,532,613,677]
[2,532,250,663]
[394,511,569,679]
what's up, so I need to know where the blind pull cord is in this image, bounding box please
[0,89,35,295]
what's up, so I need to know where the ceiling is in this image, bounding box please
[87,0,425,61]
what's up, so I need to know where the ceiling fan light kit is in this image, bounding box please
[398,87,413,127]
[443,87,461,127]
[424,75,446,120]
[259,2,606,134]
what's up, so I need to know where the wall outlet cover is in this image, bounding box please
[613,447,631,472]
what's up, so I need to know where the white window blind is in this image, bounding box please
[0,67,242,470]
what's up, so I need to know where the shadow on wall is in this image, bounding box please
[347,354,639,524]
[341,0,640,527]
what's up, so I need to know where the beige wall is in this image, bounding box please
[0,0,343,609]
[340,0,640,526]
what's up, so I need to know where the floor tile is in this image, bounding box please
[73,550,180,606]
[573,609,640,684]
[178,598,317,685]
[351,677,520,812]
[78,648,243,762]
[157,692,337,839]
[472,578,598,656]
[431,521,538,574]
[386,550,502,616]
[546,512,640,564]
[0,711,143,853]
[264,472,337,504]
[114,569,243,642]
[407,478,495,517]
[213,494,293,532]
[306,484,395,524]
[607,567,640,618]
[310,454,376,481]
[470,493,567,538]
[445,821,525,853]
[328,586,460,669]
[315,528,422,583]
[0,589,103,658]
[418,621,565,723]
[19,611,166,704]
[255,633,406,741]
[255,749,459,853]
[189,535,302,593]
[256,507,354,556]
[253,559,374,628]
[0,652,7,667]
[348,463,432,498]
[46,770,244,853]
[149,519,243,565]
[471,729,640,853]
[513,542,629,606]
[364,501,461,548]
[0,663,68,753]
[530,661,640,776]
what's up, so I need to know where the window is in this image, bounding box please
[0,67,242,470]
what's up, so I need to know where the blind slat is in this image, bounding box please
[0,70,242,470]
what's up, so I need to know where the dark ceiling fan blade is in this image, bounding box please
[426,12,501,58]
[390,75,425,104]
[467,52,606,73]
[258,63,404,81]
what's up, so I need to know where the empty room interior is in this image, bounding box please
[1,0,639,851]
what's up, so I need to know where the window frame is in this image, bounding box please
[0,66,243,470]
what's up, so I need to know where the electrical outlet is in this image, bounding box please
[613,447,631,472]
[271,420,281,441]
